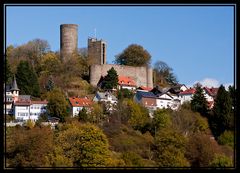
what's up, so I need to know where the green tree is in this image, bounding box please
[46,76,55,91]
[4,55,13,85]
[127,100,151,132]
[191,85,208,116]
[228,85,235,110]
[211,85,233,136]
[16,60,40,97]
[217,130,234,149]
[209,154,233,167]
[46,88,69,122]
[152,108,171,134]
[114,44,151,66]
[117,88,134,100]
[78,107,88,122]
[154,128,189,167]
[121,151,145,167]
[55,122,111,166]
[102,67,119,90]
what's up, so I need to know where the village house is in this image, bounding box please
[13,95,48,122]
[68,97,93,117]
[93,91,118,104]
[118,76,137,91]
[178,88,196,104]
[134,91,157,117]
[4,76,20,115]
[93,91,118,111]
[137,86,153,92]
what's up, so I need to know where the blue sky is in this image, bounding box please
[6,5,234,88]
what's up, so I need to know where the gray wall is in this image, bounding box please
[90,64,153,88]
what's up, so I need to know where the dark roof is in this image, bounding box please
[10,76,20,91]
[150,85,163,95]
[19,95,31,101]
[136,91,156,99]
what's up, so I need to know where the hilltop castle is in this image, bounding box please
[60,24,153,88]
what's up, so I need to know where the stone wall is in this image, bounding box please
[60,24,78,61]
[90,64,153,88]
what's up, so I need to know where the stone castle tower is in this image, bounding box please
[60,24,78,61]
[88,37,106,65]
[59,24,153,88]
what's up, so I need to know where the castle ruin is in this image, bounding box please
[60,24,78,61]
[60,24,153,88]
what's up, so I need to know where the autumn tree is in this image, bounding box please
[114,44,151,66]
[185,132,221,167]
[217,130,234,149]
[153,60,178,87]
[152,108,171,135]
[171,108,209,136]
[16,60,40,97]
[191,85,208,116]
[88,103,105,124]
[55,122,112,166]
[101,67,119,90]
[209,154,233,167]
[127,100,151,132]
[46,88,69,122]
[6,126,54,167]
[39,52,61,76]
[211,85,233,137]
[154,128,190,167]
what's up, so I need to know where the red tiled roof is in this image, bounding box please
[138,86,153,91]
[179,88,196,95]
[31,100,48,104]
[14,100,48,106]
[118,76,136,87]
[14,101,31,106]
[204,87,218,97]
[69,97,93,107]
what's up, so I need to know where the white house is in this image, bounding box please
[14,99,31,121]
[14,95,48,122]
[29,100,48,121]
[93,91,118,104]
[156,93,174,109]
[179,88,196,104]
[93,91,118,111]
[69,97,93,117]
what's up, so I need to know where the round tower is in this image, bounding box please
[60,24,78,61]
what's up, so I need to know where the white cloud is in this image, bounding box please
[187,78,233,89]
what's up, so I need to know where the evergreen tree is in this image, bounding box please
[4,56,13,85]
[102,67,118,90]
[46,76,55,91]
[16,60,40,97]
[211,85,232,136]
[47,88,69,122]
[78,107,88,122]
[191,85,208,116]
